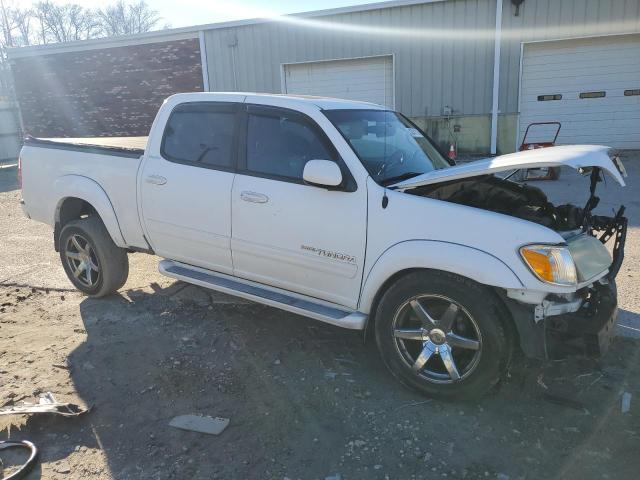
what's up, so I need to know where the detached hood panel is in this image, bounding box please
[391,145,626,191]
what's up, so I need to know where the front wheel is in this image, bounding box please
[59,216,129,297]
[375,271,511,400]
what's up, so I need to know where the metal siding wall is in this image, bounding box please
[203,0,639,121]
[203,0,497,117]
[0,70,20,164]
[0,100,21,164]
[500,0,640,114]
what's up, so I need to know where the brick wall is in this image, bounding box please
[10,38,204,138]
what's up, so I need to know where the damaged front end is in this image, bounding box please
[408,164,627,278]
[396,147,628,360]
[423,168,627,359]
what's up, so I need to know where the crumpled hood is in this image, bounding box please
[391,145,626,191]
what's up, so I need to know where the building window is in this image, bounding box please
[624,89,640,96]
[579,91,606,99]
[537,94,562,101]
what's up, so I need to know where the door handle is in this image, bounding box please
[240,191,269,204]
[145,174,167,185]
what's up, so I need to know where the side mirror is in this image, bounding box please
[303,160,343,188]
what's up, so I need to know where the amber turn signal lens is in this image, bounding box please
[521,248,554,283]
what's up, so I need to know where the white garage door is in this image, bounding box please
[283,56,394,108]
[519,35,640,149]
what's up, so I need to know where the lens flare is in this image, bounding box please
[185,1,639,42]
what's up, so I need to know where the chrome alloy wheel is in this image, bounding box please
[392,294,482,384]
[64,234,100,288]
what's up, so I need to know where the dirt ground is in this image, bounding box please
[1,154,639,480]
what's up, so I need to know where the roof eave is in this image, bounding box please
[7,0,446,59]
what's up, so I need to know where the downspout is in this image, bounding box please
[198,30,210,91]
[490,0,503,155]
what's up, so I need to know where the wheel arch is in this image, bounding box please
[359,240,524,316]
[53,175,126,250]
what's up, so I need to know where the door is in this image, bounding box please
[231,105,367,308]
[284,55,394,108]
[519,35,640,149]
[139,102,239,274]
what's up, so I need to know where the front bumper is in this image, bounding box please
[544,282,617,358]
[501,281,618,360]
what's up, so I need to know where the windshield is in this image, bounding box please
[324,109,452,185]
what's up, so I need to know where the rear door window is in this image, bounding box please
[161,102,237,170]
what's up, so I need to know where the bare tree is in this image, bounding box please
[0,0,36,63]
[12,7,34,47]
[98,1,160,37]
[0,1,32,48]
[0,0,163,63]
[33,1,101,43]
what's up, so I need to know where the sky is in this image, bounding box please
[12,0,379,28]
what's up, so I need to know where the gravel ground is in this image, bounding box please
[0,154,639,480]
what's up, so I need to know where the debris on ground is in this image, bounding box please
[541,393,586,411]
[0,393,89,418]
[169,415,229,435]
[536,374,548,390]
[0,440,39,480]
[621,392,632,413]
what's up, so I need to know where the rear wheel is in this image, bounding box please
[375,271,511,400]
[59,216,129,297]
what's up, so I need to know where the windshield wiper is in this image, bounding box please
[380,172,422,187]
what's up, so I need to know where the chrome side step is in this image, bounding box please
[158,260,367,330]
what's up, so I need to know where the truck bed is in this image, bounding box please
[25,136,146,158]
[20,136,148,250]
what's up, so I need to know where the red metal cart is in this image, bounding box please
[519,121,562,181]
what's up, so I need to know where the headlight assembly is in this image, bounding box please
[520,245,577,286]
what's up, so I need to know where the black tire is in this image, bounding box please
[374,270,512,401]
[59,216,129,297]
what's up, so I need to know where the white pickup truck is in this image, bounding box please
[19,92,628,399]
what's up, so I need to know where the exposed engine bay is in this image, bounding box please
[407,168,628,279]
[408,174,585,230]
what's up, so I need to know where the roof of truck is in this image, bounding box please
[250,93,388,110]
[169,92,388,111]
[27,94,388,153]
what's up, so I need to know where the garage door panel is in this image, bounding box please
[559,122,640,133]
[522,78,640,91]
[289,79,389,90]
[522,70,640,87]
[519,35,640,149]
[524,41,640,58]
[522,96,639,106]
[523,59,637,72]
[521,114,640,131]
[521,99,640,112]
[524,49,640,67]
[284,56,394,108]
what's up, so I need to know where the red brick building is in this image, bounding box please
[9,33,204,138]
